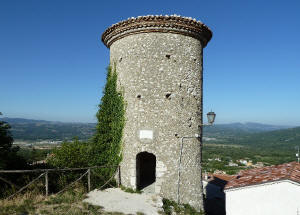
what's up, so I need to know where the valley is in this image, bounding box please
[3,117,300,174]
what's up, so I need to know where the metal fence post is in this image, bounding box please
[45,171,48,197]
[118,166,121,187]
[87,168,91,192]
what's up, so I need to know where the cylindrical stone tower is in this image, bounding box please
[102,15,212,210]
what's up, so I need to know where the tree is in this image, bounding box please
[0,112,13,151]
[0,112,26,169]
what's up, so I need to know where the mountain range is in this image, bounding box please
[1,117,299,150]
[203,122,292,138]
[1,117,96,141]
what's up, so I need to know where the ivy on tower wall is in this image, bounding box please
[93,64,125,178]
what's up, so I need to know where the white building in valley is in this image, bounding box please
[225,162,300,215]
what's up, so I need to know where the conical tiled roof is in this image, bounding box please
[102,15,212,48]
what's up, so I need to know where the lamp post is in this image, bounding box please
[177,111,216,204]
[206,111,216,125]
[296,146,299,163]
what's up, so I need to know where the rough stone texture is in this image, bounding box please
[101,15,212,211]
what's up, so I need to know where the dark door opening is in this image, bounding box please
[136,152,156,190]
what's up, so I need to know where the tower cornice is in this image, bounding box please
[102,15,212,48]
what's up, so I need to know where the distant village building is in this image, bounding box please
[225,162,300,215]
[214,157,221,162]
[246,161,252,167]
[253,161,264,168]
[228,161,238,167]
[237,159,248,165]
[214,170,226,175]
[101,15,212,210]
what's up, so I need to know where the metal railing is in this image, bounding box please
[0,165,120,200]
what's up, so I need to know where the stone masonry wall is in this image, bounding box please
[109,32,204,209]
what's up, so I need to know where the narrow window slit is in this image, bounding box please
[166,93,171,99]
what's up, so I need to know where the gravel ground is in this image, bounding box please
[83,188,163,215]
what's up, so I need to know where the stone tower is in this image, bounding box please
[102,15,212,210]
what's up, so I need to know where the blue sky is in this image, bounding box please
[1,0,300,126]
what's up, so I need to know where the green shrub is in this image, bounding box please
[120,185,142,194]
[162,198,204,215]
[48,139,91,168]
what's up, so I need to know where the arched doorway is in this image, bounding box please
[136,152,156,190]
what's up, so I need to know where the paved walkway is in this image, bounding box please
[83,188,163,215]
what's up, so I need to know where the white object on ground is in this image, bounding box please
[83,188,163,215]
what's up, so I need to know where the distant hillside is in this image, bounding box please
[231,126,300,150]
[1,117,297,147]
[1,117,96,141]
[203,122,291,138]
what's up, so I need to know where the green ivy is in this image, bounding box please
[92,64,125,180]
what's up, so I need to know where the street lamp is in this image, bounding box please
[177,111,216,204]
[206,111,216,125]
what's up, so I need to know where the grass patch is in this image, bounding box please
[0,192,44,215]
[120,185,142,194]
[162,198,204,215]
[44,186,86,205]
[104,212,125,215]
[0,183,119,215]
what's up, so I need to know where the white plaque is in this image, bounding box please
[139,130,153,139]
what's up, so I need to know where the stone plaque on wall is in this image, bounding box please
[139,130,153,139]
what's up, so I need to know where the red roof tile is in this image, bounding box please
[203,173,236,188]
[213,174,236,182]
[225,162,300,189]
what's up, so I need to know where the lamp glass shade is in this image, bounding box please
[207,112,216,124]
